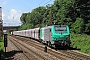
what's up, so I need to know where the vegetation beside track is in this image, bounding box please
[70,33,90,55]
[0,37,4,60]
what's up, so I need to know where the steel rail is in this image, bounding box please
[8,37,32,60]
[9,36,48,60]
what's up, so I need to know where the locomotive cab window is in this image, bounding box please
[54,26,67,33]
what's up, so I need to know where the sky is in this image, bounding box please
[0,0,54,26]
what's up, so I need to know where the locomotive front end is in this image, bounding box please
[52,25,71,46]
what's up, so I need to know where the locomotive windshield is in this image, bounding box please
[54,25,67,33]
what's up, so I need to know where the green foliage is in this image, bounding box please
[0,37,4,60]
[20,13,27,24]
[71,18,84,33]
[71,33,90,55]
[0,49,4,60]
[19,24,28,30]
[0,37,3,42]
[73,0,90,33]
[19,0,90,33]
[6,30,10,34]
[85,20,90,33]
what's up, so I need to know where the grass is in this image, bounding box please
[0,37,4,60]
[70,33,90,55]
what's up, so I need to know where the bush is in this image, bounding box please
[0,37,3,42]
[70,33,90,55]
[0,37,4,60]
[71,18,84,33]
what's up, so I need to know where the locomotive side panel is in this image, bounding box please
[40,26,52,44]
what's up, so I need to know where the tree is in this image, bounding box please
[20,13,27,24]
[72,0,90,33]
[52,0,75,26]
[19,0,90,34]
[29,6,47,28]
[71,18,84,33]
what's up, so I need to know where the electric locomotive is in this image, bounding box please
[40,25,71,47]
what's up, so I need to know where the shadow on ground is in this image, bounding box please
[50,46,81,51]
[57,46,81,50]
[5,50,23,60]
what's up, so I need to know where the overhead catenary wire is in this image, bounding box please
[37,0,53,7]
[38,0,46,7]
[43,0,52,6]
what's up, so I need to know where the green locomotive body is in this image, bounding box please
[40,25,71,47]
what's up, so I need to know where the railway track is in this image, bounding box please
[58,50,90,60]
[11,35,72,60]
[8,36,35,60]
[9,35,90,60]
[6,37,30,60]
[8,35,64,60]
[8,36,47,60]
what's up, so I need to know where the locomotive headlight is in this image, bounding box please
[66,36,69,40]
[66,36,69,38]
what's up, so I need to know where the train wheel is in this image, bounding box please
[48,41,51,47]
[52,45,56,48]
[67,43,70,47]
[40,40,42,43]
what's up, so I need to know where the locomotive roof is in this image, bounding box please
[52,25,67,27]
[41,25,67,29]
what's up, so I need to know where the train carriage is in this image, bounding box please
[34,28,40,40]
[25,29,31,37]
[31,29,35,38]
[22,30,26,36]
